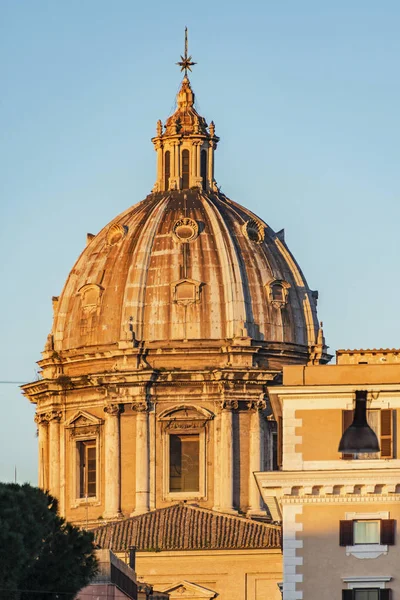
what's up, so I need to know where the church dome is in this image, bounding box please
[48,68,329,371]
[52,185,325,368]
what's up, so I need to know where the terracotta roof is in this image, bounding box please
[93,504,281,552]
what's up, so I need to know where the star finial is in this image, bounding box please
[176,27,196,75]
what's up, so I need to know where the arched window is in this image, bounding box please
[182,149,190,189]
[165,150,170,189]
[200,150,207,190]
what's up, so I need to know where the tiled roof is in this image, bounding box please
[93,504,281,552]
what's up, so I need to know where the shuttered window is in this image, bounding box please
[341,409,395,459]
[342,591,391,600]
[380,409,393,458]
[339,519,395,547]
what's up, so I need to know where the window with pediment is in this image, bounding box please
[159,405,213,500]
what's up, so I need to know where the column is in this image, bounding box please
[212,413,221,510]
[104,404,122,519]
[247,400,266,516]
[48,410,62,499]
[149,408,156,510]
[35,413,49,490]
[131,401,150,515]
[219,400,237,513]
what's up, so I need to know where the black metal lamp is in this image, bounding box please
[338,390,380,454]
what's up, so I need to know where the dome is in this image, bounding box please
[24,37,331,528]
[51,187,327,370]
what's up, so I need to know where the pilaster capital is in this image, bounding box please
[220,399,238,411]
[247,399,267,412]
[104,403,121,416]
[46,410,62,423]
[131,400,150,413]
[34,412,48,425]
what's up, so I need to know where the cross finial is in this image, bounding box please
[176,27,197,75]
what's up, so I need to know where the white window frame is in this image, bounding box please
[71,433,101,508]
[345,512,389,559]
[163,427,206,501]
[343,576,392,590]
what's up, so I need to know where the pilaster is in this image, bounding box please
[131,400,150,515]
[218,399,238,514]
[103,403,122,519]
[247,399,267,517]
[48,410,62,499]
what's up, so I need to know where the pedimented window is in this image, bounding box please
[171,278,202,306]
[159,405,214,500]
[78,284,103,314]
[265,279,290,309]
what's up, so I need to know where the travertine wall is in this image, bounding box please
[119,549,282,600]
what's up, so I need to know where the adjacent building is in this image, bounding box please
[256,349,400,599]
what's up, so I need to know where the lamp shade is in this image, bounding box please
[338,390,380,454]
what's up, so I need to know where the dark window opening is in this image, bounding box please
[169,433,199,492]
[271,284,285,302]
[200,150,207,190]
[182,149,190,189]
[78,441,96,498]
[165,151,170,189]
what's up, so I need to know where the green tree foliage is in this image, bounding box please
[0,483,98,600]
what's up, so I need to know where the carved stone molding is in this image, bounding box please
[246,399,267,412]
[131,400,149,413]
[172,217,199,243]
[46,410,62,422]
[242,218,265,244]
[34,413,49,425]
[104,404,121,416]
[219,399,238,411]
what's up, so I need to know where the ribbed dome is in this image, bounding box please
[52,188,323,365]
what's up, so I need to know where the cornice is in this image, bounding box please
[255,468,400,498]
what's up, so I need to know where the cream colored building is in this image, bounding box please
[256,348,400,600]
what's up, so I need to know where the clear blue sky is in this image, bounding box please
[1,1,399,484]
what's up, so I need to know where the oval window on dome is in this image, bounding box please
[172,218,199,243]
[106,223,128,246]
[242,219,264,243]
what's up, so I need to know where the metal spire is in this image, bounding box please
[176,27,197,75]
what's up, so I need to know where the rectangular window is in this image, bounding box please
[78,440,97,498]
[342,409,395,460]
[169,434,200,493]
[339,519,395,546]
[354,591,380,600]
[343,590,391,600]
[353,520,380,544]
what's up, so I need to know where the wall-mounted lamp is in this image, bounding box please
[338,390,380,454]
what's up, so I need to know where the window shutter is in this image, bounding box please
[381,519,395,545]
[380,409,393,458]
[339,520,353,546]
[342,591,353,600]
[342,410,354,459]
[380,589,391,600]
